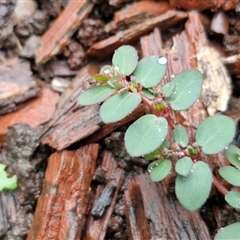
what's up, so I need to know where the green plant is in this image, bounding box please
[0,163,17,192]
[78,45,240,238]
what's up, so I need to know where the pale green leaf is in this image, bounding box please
[175,157,193,177]
[0,164,18,192]
[149,160,172,182]
[125,114,168,157]
[225,191,240,209]
[196,115,235,154]
[214,222,240,240]
[162,82,176,97]
[78,85,115,106]
[173,124,189,147]
[133,56,167,88]
[219,166,240,186]
[175,161,212,211]
[100,92,141,123]
[166,69,202,110]
[142,89,154,99]
[112,45,138,75]
[224,145,240,167]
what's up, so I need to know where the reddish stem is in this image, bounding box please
[212,175,228,196]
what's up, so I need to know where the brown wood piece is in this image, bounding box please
[35,1,93,65]
[87,10,187,58]
[124,174,211,239]
[27,144,99,240]
[83,151,124,240]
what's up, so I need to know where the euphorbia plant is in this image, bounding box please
[78,45,240,239]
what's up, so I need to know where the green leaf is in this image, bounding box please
[225,191,240,209]
[196,115,235,154]
[100,92,141,123]
[93,74,110,82]
[173,124,189,147]
[175,157,193,177]
[162,82,176,97]
[175,161,212,211]
[166,69,202,110]
[78,85,115,106]
[142,89,154,99]
[214,222,240,240]
[133,56,167,88]
[219,166,240,186]
[224,145,240,167]
[149,160,172,182]
[112,45,138,75]
[0,164,17,192]
[125,114,168,157]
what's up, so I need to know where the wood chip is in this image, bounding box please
[0,58,39,115]
[125,174,211,239]
[27,144,99,240]
[0,87,59,144]
[35,1,93,65]
[83,151,124,240]
[87,10,187,58]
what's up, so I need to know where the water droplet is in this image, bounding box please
[188,90,191,94]
[171,74,175,78]
[182,178,186,181]
[225,146,228,150]
[238,156,240,161]
[158,56,167,65]
[81,90,85,93]
[191,168,194,172]
[164,76,167,79]
[173,91,176,95]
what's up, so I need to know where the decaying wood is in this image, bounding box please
[87,10,187,58]
[0,87,59,145]
[83,151,124,240]
[27,144,99,240]
[125,174,211,239]
[35,1,93,65]
[105,1,170,32]
[0,58,39,115]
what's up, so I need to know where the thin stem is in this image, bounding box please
[212,175,228,196]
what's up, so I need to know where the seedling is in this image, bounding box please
[78,45,240,239]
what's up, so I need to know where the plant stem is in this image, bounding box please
[212,175,228,196]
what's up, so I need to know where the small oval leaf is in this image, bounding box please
[112,45,138,75]
[225,191,240,209]
[175,161,212,211]
[162,82,176,97]
[125,114,168,157]
[196,115,235,154]
[166,69,202,110]
[173,124,189,147]
[219,166,240,186]
[78,86,115,106]
[100,92,141,123]
[149,160,172,182]
[224,145,240,167]
[142,89,154,99]
[214,222,240,240]
[175,157,193,177]
[133,56,167,88]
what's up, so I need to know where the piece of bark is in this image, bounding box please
[169,0,223,11]
[125,181,151,239]
[87,10,188,58]
[27,144,99,240]
[105,1,170,33]
[0,58,39,115]
[125,174,211,239]
[0,87,59,144]
[83,151,124,240]
[35,1,93,65]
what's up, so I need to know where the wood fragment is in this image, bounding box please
[87,10,187,58]
[0,88,59,144]
[27,144,99,240]
[105,1,170,33]
[35,1,93,65]
[0,58,39,115]
[125,174,211,239]
[83,151,124,240]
